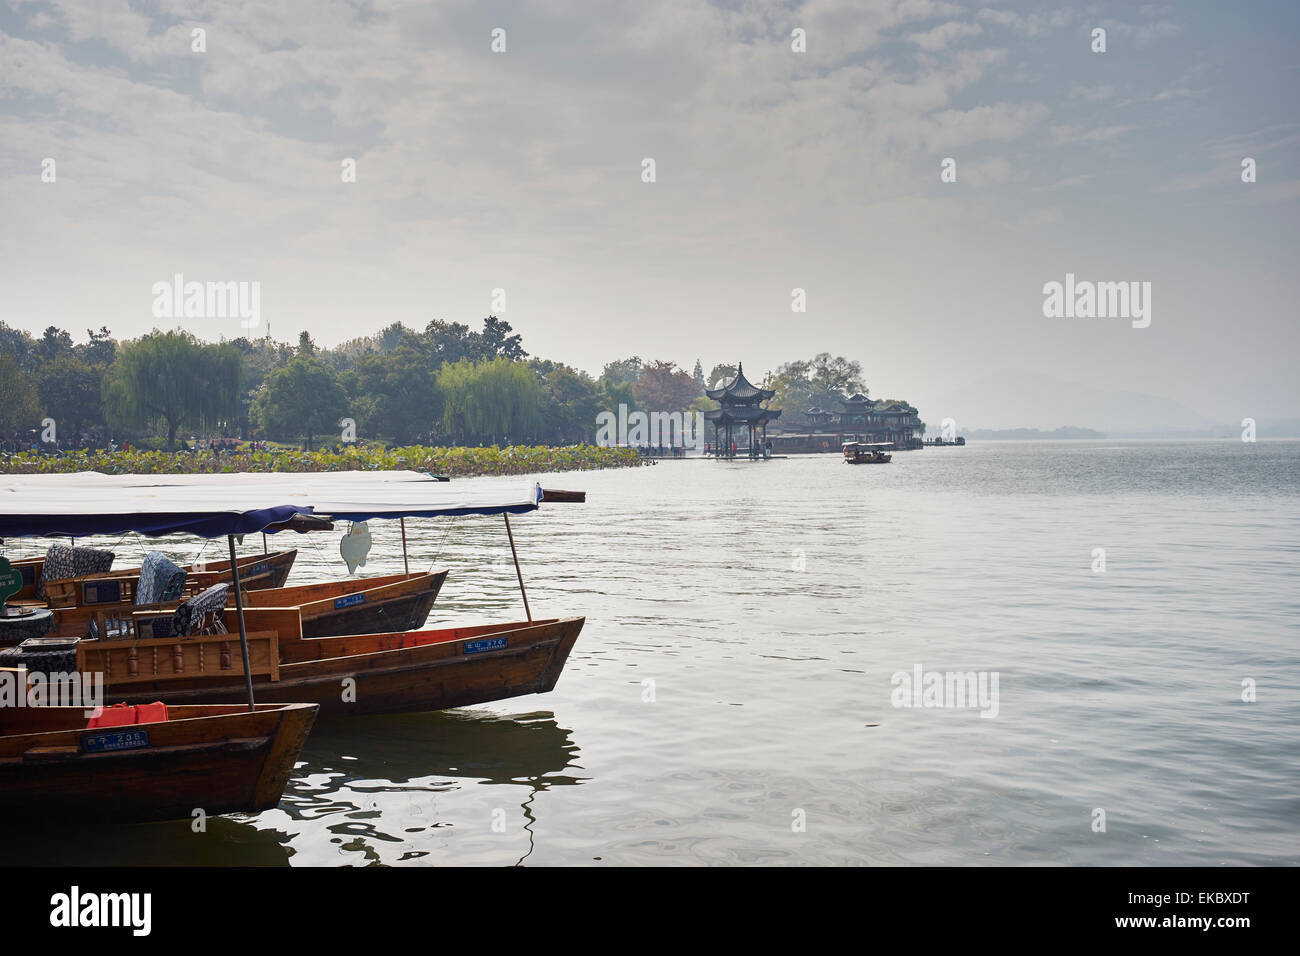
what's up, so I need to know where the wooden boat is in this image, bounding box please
[239,571,447,638]
[74,616,584,717]
[2,472,578,719]
[843,442,892,464]
[540,489,587,503]
[9,548,297,602]
[25,570,445,644]
[0,694,317,823]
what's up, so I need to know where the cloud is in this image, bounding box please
[908,20,982,51]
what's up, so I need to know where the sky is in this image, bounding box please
[1,0,1297,429]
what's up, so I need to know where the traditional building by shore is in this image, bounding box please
[769,392,923,453]
[703,364,782,458]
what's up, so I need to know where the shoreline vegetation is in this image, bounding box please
[2,317,902,455]
[0,444,645,478]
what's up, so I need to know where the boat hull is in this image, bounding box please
[245,571,448,639]
[0,702,317,824]
[100,617,584,717]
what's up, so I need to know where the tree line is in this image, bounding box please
[0,317,878,450]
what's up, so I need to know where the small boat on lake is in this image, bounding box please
[9,548,297,603]
[843,441,892,464]
[0,694,317,823]
[1,471,582,718]
[74,615,585,717]
[33,570,448,643]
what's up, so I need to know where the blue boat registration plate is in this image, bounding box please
[465,637,507,654]
[82,730,150,753]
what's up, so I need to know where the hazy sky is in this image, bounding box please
[2,0,1297,426]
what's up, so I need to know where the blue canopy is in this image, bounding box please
[0,472,544,540]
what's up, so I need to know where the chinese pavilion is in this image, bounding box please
[704,363,782,458]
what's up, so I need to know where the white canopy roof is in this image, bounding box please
[0,471,543,539]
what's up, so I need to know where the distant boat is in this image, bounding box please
[0,699,316,823]
[842,441,892,464]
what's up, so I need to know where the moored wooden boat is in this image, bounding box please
[32,570,446,643]
[9,549,297,603]
[186,549,296,591]
[78,616,584,717]
[0,698,317,823]
[240,571,448,638]
[2,472,575,719]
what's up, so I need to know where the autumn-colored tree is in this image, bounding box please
[631,360,701,412]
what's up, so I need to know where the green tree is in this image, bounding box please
[0,353,40,437]
[533,362,600,443]
[252,354,348,450]
[601,356,643,388]
[763,356,863,427]
[37,355,103,438]
[477,316,527,361]
[343,343,440,443]
[102,331,244,448]
[438,356,541,445]
[0,322,36,369]
[808,352,865,395]
[35,326,74,364]
[80,327,116,367]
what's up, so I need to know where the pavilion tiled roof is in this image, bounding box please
[704,363,775,403]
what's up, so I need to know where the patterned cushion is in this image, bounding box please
[172,583,229,637]
[37,544,115,599]
[136,551,187,605]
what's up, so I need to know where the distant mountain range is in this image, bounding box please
[921,372,1300,438]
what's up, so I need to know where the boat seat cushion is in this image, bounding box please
[172,583,229,637]
[37,544,115,599]
[136,551,187,605]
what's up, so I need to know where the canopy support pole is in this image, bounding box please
[227,534,257,712]
[262,533,268,554]
[400,518,410,576]
[503,513,531,622]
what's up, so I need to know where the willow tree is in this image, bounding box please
[102,331,243,448]
[438,356,541,445]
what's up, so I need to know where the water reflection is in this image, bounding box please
[262,709,586,866]
[0,710,583,867]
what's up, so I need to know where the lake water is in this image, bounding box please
[5,440,1299,866]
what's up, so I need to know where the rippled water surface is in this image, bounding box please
[6,441,1299,866]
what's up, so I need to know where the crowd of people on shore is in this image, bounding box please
[1,432,125,453]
